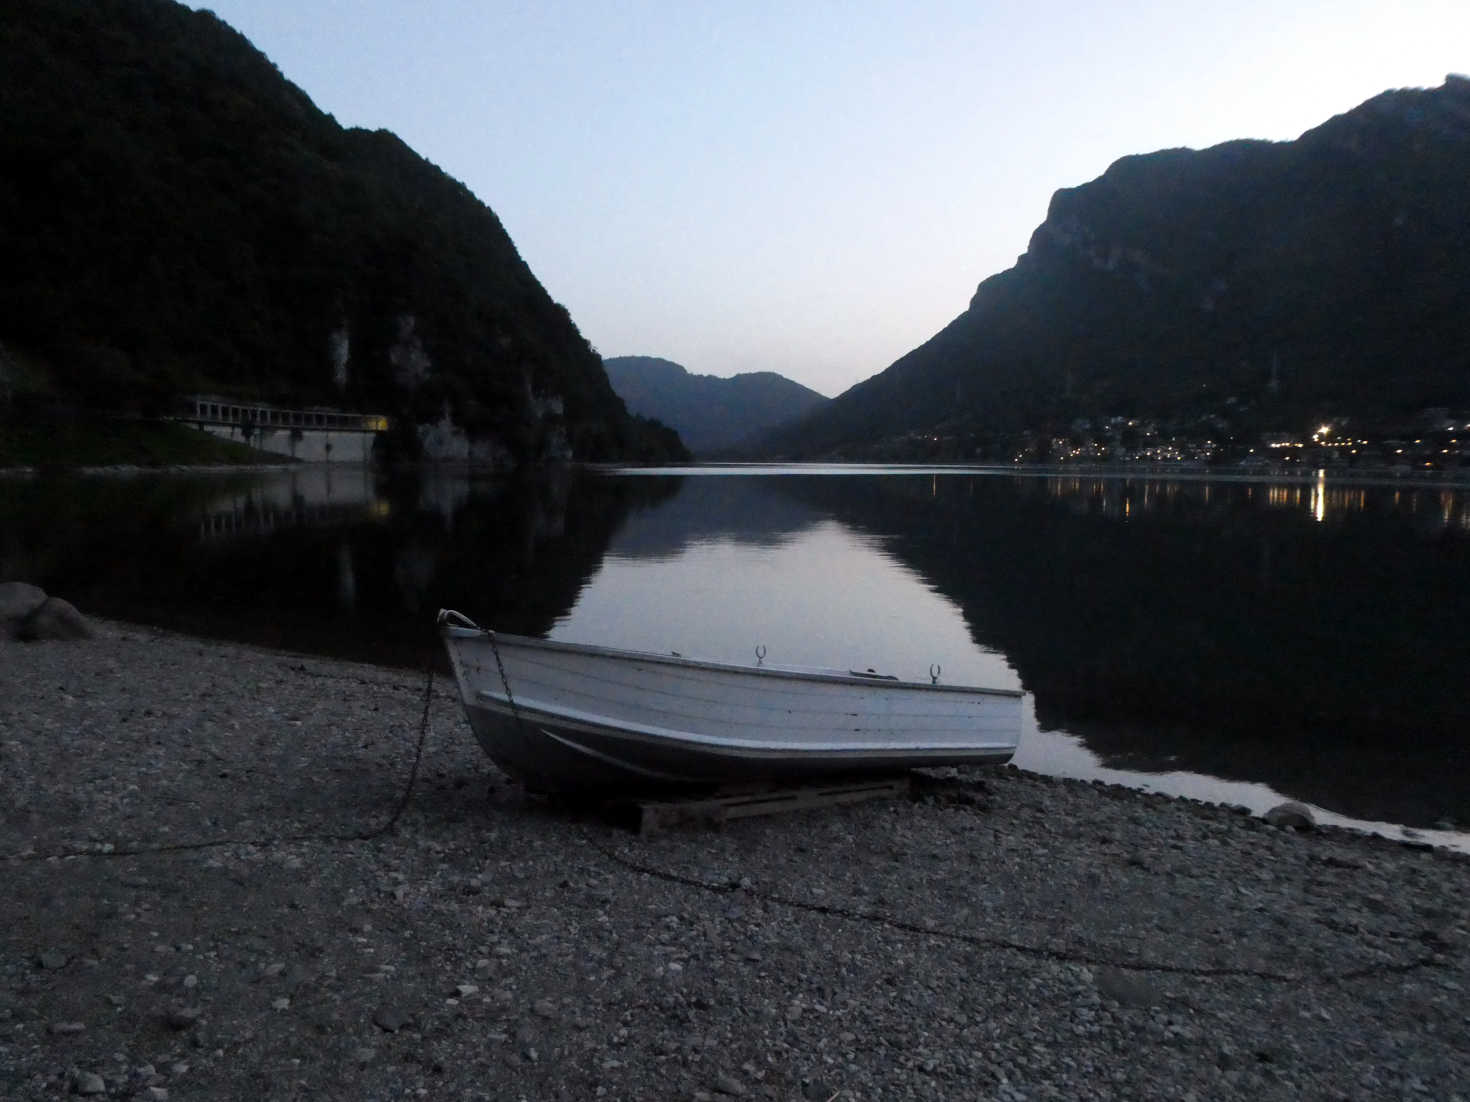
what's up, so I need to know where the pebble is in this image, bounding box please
[1093,967,1162,1008]
[165,1007,202,1031]
[712,1072,747,1096]
[71,1070,106,1095]
[1264,801,1316,830]
[373,1005,410,1032]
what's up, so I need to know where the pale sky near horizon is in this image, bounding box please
[197,1,1468,398]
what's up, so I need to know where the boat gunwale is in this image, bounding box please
[443,625,1024,699]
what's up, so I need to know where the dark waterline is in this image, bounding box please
[4,463,1467,849]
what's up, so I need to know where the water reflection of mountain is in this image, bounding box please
[2,469,675,669]
[773,474,1470,829]
[8,465,1466,826]
[600,475,824,559]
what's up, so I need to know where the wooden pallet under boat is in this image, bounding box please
[627,775,914,834]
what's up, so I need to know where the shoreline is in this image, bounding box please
[0,462,304,480]
[4,458,1470,491]
[3,622,1467,1099]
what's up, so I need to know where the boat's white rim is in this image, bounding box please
[440,614,1022,698]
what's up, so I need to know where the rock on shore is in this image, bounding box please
[0,581,94,641]
[2,623,1467,1100]
[0,581,47,624]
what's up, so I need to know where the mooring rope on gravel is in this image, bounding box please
[3,653,438,862]
[580,830,1450,989]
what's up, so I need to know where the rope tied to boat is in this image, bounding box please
[486,627,527,733]
[440,608,526,733]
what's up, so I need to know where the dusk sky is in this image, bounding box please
[197,1,1468,398]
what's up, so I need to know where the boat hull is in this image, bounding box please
[439,613,1022,794]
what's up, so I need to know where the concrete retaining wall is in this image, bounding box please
[195,422,377,463]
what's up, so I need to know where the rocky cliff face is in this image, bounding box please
[1022,74,1470,316]
[764,76,1470,458]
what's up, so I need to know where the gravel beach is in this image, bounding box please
[3,622,1467,1101]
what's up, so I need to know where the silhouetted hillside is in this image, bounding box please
[763,76,1470,459]
[0,0,685,466]
[605,355,828,456]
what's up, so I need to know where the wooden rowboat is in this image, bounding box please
[437,609,1022,794]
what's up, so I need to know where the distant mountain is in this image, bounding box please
[762,76,1470,459]
[604,356,828,456]
[0,0,685,466]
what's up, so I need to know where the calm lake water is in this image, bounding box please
[4,462,1468,851]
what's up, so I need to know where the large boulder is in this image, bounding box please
[0,581,48,630]
[15,596,95,641]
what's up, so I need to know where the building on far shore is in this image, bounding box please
[177,395,389,463]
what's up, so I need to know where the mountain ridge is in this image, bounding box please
[604,355,828,456]
[761,75,1470,460]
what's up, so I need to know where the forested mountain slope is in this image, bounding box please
[0,0,684,465]
[762,76,1470,459]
